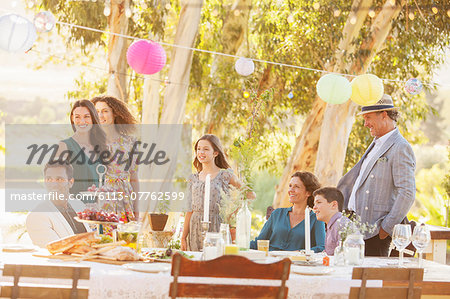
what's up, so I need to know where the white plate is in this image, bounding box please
[2,244,37,253]
[123,263,170,273]
[269,251,300,257]
[291,265,334,275]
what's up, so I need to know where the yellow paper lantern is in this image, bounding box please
[350,74,384,106]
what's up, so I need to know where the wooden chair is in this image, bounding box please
[0,264,90,299]
[384,281,450,298]
[169,253,291,299]
[349,267,424,299]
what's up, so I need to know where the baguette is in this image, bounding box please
[46,232,98,254]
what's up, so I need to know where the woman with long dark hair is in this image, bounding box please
[91,95,139,222]
[57,100,108,195]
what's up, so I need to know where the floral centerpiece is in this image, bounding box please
[335,211,376,265]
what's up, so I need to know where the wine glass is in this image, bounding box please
[392,224,412,267]
[411,224,431,268]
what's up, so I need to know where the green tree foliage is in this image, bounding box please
[32,0,450,178]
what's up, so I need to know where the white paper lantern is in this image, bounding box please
[235,57,255,76]
[0,14,37,53]
[34,11,56,32]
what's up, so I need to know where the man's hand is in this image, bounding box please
[379,227,389,239]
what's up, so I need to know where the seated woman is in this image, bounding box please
[250,171,325,252]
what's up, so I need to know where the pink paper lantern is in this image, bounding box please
[126,40,166,75]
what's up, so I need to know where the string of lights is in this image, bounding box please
[1,5,449,91]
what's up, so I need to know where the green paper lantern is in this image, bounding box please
[316,74,351,104]
[351,74,384,106]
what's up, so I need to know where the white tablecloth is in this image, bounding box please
[2,250,450,299]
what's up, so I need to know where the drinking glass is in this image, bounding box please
[392,224,412,267]
[411,224,431,268]
[257,240,270,257]
[117,221,141,249]
[220,223,232,245]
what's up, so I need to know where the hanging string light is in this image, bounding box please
[349,16,357,24]
[243,91,250,98]
[333,8,341,17]
[368,9,376,18]
[165,3,171,10]
[313,2,320,10]
[103,0,111,17]
[287,14,295,23]
[125,1,132,18]
[408,12,415,20]
[431,3,438,14]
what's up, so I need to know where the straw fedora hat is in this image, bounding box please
[357,94,398,116]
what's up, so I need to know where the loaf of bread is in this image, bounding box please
[46,232,98,254]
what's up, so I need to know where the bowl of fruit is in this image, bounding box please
[75,209,119,225]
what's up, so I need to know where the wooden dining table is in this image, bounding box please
[1,249,450,299]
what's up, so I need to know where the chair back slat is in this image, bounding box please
[351,267,423,281]
[3,264,90,279]
[350,267,424,299]
[171,253,290,279]
[384,281,450,296]
[1,264,90,299]
[170,283,288,299]
[1,285,89,299]
[349,287,422,299]
[170,253,291,299]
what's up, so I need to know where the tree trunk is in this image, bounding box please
[273,0,374,208]
[160,0,204,124]
[106,0,129,102]
[315,0,405,186]
[141,0,169,124]
[205,0,252,135]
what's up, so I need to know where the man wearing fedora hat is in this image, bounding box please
[337,94,416,256]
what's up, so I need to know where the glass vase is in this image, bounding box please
[343,234,365,266]
[203,232,224,260]
[333,241,345,266]
[236,201,251,249]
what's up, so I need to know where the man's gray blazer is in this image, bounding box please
[337,128,416,239]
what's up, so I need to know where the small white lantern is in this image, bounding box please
[235,57,255,76]
[0,14,37,53]
[34,11,56,33]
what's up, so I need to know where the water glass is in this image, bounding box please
[392,224,412,267]
[411,224,431,268]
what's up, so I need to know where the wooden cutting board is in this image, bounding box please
[33,253,145,265]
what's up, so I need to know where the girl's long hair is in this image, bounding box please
[91,95,137,135]
[70,99,108,154]
[193,134,230,172]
